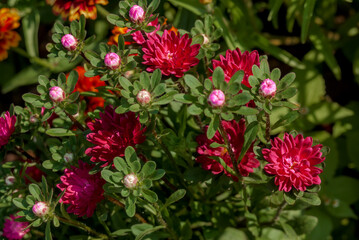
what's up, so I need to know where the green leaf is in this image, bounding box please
[141,189,158,203]
[167,0,206,16]
[236,106,259,115]
[164,189,186,208]
[187,104,203,115]
[150,69,162,91]
[29,184,42,201]
[45,128,75,137]
[22,10,40,57]
[140,72,150,90]
[141,161,156,177]
[300,193,321,206]
[278,72,296,90]
[174,94,196,104]
[135,226,166,240]
[112,229,131,237]
[119,77,133,91]
[79,15,86,40]
[12,198,28,210]
[228,92,253,106]
[309,24,341,80]
[101,169,114,183]
[153,91,177,105]
[278,87,297,99]
[125,146,136,163]
[152,83,166,97]
[114,157,129,174]
[301,0,316,43]
[280,221,298,240]
[66,70,79,93]
[184,74,202,90]
[53,216,60,228]
[212,67,225,89]
[207,115,220,139]
[272,111,299,130]
[284,191,296,205]
[228,70,244,86]
[22,93,40,103]
[148,169,165,180]
[238,121,258,161]
[45,221,53,240]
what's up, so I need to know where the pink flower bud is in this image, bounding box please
[208,89,225,107]
[259,78,277,97]
[64,153,74,163]
[49,86,65,102]
[123,173,138,189]
[136,90,151,105]
[5,176,15,186]
[129,5,145,23]
[30,115,38,123]
[202,34,210,45]
[104,53,121,70]
[32,202,49,217]
[61,34,77,51]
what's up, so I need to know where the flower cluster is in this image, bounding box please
[2,215,30,240]
[0,111,16,148]
[0,8,21,61]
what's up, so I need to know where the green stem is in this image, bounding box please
[261,201,287,226]
[63,110,86,131]
[153,203,178,240]
[57,216,109,239]
[96,5,110,18]
[265,112,271,142]
[218,120,241,177]
[12,47,55,70]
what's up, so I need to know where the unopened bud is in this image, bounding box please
[136,90,151,105]
[5,176,15,186]
[259,78,276,97]
[64,153,74,163]
[202,34,210,45]
[30,115,38,124]
[104,53,121,70]
[32,202,49,217]
[61,34,78,51]
[123,173,138,189]
[49,86,65,102]
[208,89,225,107]
[129,5,145,23]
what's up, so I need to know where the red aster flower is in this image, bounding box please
[57,161,105,217]
[46,0,108,21]
[0,111,16,147]
[85,105,146,167]
[2,215,30,240]
[196,119,260,180]
[107,26,133,46]
[263,133,325,192]
[68,66,106,112]
[142,30,201,78]
[0,8,21,61]
[211,49,259,88]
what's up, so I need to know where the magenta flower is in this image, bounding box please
[85,105,146,167]
[57,161,105,217]
[260,78,276,97]
[0,111,16,148]
[208,89,225,107]
[211,49,260,88]
[129,5,145,23]
[61,34,77,51]
[2,215,30,240]
[263,133,325,192]
[196,119,260,180]
[142,30,200,78]
[131,18,160,44]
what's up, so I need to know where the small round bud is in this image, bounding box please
[5,176,15,186]
[129,5,145,23]
[124,70,134,79]
[208,89,225,107]
[61,34,78,51]
[202,34,210,45]
[123,173,138,189]
[136,90,151,105]
[104,53,121,70]
[32,202,49,217]
[64,153,74,163]
[30,115,38,124]
[199,0,212,4]
[259,78,277,97]
[49,86,65,102]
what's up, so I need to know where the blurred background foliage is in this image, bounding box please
[1,0,359,239]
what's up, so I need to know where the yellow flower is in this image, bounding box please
[0,8,21,61]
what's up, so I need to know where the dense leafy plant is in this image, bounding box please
[0,0,358,240]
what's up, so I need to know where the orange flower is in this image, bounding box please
[0,8,21,61]
[46,0,108,21]
[68,66,106,112]
[107,26,133,46]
